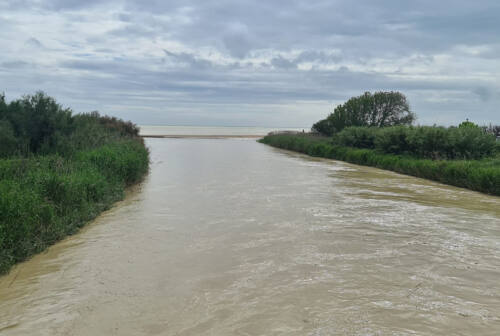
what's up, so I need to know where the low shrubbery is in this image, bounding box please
[259,134,500,196]
[333,126,378,149]
[0,92,149,274]
[333,125,497,160]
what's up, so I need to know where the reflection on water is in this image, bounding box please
[1,138,499,335]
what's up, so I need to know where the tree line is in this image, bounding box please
[310,91,498,160]
[0,92,140,157]
[312,91,499,138]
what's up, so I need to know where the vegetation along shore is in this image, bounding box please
[260,91,500,196]
[0,92,149,274]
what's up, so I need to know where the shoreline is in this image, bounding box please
[0,141,149,275]
[259,134,500,196]
[141,134,264,139]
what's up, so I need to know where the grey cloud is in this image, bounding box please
[222,22,254,58]
[61,59,119,72]
[163,50,214,70]
[472,87,492,102]
[223,34,253,58]
[0,0,499,126]
[270,56,296,70]
[117,13,132,22]
[109,24,158,38]
[415,8,500,43]
[295,51,342,64]
[476,45,500,60]
[268,51,343,70]
[37,0,104,10]
[1,61,30,69]
[24,37,44,49]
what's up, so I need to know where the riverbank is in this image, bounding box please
[0,139,149,274]
[259,134,500,196]
[0,93,151,274]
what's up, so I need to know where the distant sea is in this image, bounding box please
[139,125,307,136]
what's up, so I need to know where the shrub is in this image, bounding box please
[0,141,149,274]
[406,126,449,159]
[447,126,496,160]
[0,92,142,158]
[0,92,149,275]
[374,126,413,155]
[334,126,377,149]
[0,120,19,157]
[332,125,496,160]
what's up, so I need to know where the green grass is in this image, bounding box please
[259,134,500,196]
[0,139,149,274]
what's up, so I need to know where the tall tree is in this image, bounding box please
[312,91,415,136]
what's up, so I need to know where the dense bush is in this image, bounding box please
[0,140,148,273]
[333,127,377,149]
[76,140,149,186]
[259,134,500,196]
[0,92,149,274]
[0,92,73,155]
[0,92,141,157]
[0,120,19,157]
[333,125,497,160]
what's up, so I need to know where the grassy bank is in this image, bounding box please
[0,93,149,274]
[259,134,500,196]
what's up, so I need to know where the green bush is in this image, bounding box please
[333,125,496,160]
[77,140,149,185]
[0,92,142,158]
[0,93,149,275]
[333,126,377,149]
[0,120,19,157]
[447,126,496,159]
[0,141,149,274]
[406,126,449,159]
[374,126,413,155]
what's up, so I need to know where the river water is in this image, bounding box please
[1,138,499,335]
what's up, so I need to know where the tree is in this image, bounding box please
[0,92,143,158]
[3,92,74,154]
[458,119,477,129]
[311,118,334,136]
[0,120,18,157]
[312,91,415,136]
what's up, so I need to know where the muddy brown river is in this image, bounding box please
[1,138,500,335]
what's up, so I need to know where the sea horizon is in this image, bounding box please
[139,125,309,136]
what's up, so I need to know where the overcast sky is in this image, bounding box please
[1,0,499,127]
